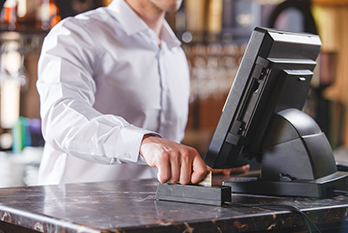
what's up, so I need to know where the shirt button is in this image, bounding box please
[125,152,131,159]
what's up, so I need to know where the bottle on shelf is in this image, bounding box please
[36,0,61,31]
[0,33,27,151]
[0,0,17,31]
[0,0,61,31]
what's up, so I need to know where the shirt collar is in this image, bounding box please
[108,0,181,49]
[161,20,182,49]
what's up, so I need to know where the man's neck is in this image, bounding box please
[125,0,165,45]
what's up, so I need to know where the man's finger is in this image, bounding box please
[156,152,171,183]
[190,154,208,184]
[179,149,192,185]
[169,151,180,183]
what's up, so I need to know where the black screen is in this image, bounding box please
[204,27,321,169]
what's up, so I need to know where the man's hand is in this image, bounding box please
[139,135,207,185]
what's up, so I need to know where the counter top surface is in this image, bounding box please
[0,177,348,232]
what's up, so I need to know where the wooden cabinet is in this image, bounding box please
[313,2,348,146]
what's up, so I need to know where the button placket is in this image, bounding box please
[157,49,166,134]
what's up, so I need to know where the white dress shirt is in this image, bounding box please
[36,0,190,185]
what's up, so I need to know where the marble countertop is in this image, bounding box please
[0,178,348,232]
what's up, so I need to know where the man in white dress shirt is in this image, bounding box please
[37,0,248,186]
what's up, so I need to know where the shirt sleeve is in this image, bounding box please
[37,18,159,165]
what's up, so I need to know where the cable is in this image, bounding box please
[225,202,321,233]
[334,190,348,197]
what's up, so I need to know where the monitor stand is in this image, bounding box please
[223,108,348,198]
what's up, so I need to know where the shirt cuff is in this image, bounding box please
[103,124,161,163]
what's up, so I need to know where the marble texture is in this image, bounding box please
[0,178,347,232]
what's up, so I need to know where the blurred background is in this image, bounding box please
[0,0,347,187]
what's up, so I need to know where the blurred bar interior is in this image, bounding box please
[0,0,347,187]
